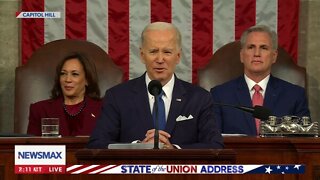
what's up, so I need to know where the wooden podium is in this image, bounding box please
[0,137,235,180]
[224,136,320,180]
[1,136,320,179]
[0,137,87,180]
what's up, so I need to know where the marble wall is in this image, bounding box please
[0,0,19,132]
[0,0,319,133]
[300,0,320,127]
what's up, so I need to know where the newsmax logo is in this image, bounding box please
[15,145,65,165]
[18,151,62,159]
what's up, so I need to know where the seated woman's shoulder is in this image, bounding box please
[31,98,58,106]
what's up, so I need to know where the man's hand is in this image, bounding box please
[142,129,175,149]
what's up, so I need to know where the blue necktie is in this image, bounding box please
[153,91,166,130]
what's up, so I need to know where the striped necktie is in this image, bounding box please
[252,84,263,135]
[153,91,166,130]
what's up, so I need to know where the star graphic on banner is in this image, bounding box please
[265,166,273,174]
[294,165,301,170]
[286,166,289,170]
[277,165,281,169]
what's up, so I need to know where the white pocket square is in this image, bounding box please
[176,115,193,122]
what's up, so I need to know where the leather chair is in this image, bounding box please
[198,41,306,91]
[14,39,123,133]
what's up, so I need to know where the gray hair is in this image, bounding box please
[140,22,182,49]
[240,25,278,50]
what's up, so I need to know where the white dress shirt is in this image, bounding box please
[244,74,270,99]
[146,74,174,121]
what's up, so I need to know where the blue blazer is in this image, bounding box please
[88,74,223,149]
[210,75,310,136]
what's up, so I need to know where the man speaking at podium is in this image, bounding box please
[88,22,223,149]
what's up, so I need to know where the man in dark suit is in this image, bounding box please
[88,22,223,149]
[210,25,310,136]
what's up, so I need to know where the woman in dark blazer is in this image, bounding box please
[27,53,102,136]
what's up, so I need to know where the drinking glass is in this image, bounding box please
[41,118,60,137]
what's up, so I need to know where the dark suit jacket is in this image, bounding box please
[27,96,102,136]
[88,74,223,149]
[210,75,310,136]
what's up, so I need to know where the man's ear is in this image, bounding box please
[272,49,278,64]
[140,47,146,64]
[176,48,182,64]
[240,49,244,64]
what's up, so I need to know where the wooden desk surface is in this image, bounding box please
[224,136,320,180]
[76,148,236,164]
[0,136,319,180]
[0,137,89,180]
[0,136,88,149]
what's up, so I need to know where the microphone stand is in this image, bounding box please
[148,80,163,150]
[153,94,160,149]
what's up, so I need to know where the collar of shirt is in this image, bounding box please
[145,74,174,119]
[244,74,270,98]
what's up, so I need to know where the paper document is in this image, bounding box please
[108,143,164,149]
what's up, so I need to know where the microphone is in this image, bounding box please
[252,105,272,121]
[148,80,162,96]
[147,80,162,149]
[213,102,272,120]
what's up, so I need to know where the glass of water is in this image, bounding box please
[41,118,60,137]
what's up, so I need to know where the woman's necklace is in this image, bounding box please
[63,98,87,117]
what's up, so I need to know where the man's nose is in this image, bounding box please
[155,53,165,63]
[254,48,261,56]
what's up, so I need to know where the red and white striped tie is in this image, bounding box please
[252,84,264,135]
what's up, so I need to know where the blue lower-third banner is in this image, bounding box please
[65,164,305,174]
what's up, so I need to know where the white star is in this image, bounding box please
[277,165,281,169]
[286,166,289,170]
[294,165,301,170]
[265,166,273,174]
[282,172,285,174]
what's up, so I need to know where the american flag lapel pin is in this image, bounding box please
[176,98,182,102]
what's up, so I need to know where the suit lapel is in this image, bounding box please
[236,77,252,107]
[50,97,69,134]
[235,76,256,134]
[166,77,186,134]
[51,97,64,117]
[264,75,279,109]
[132,74,154,129]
